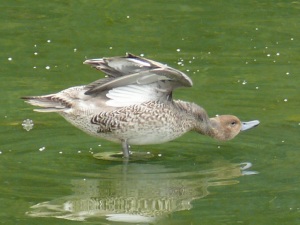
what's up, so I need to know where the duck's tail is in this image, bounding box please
[21,95,69,112]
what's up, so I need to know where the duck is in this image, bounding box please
[22,53,260,158]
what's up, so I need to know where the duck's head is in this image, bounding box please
[209,115,260,141]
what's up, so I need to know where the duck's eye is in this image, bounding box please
[230,121,237,126]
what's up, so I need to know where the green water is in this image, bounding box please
[1,1,299,224]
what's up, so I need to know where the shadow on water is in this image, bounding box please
[26,158,257,224]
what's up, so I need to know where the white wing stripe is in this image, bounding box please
[106,84,160,107]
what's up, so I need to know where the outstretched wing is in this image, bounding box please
[83,53,193,107]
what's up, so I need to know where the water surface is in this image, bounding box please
[1,1,299,224]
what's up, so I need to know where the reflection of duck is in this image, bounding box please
[26,162,257,223]
[22,53,259,158]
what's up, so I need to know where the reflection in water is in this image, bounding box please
[27,161,257,223]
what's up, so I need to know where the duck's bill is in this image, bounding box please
[83,59,103,66]
[241,120,260,131]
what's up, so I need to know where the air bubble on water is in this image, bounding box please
[22,119,34,131]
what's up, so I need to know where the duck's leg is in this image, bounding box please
[121,139,130,158]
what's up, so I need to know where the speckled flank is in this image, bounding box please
[59,100,201,145]
[91,101,197,144]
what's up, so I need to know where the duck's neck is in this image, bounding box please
[173,100,215,136]
[207,117,226,140]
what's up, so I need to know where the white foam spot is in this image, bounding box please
[22,119,34,131]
